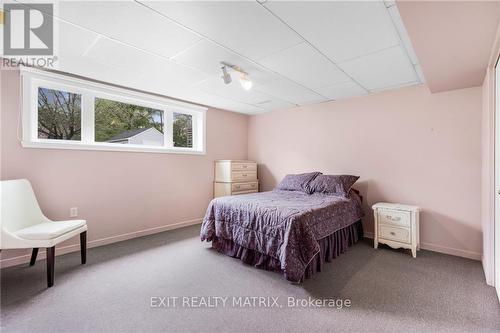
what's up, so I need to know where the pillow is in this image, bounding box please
[309,175,359,197]
[275,172,322,194]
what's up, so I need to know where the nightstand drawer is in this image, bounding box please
[378,209,410,227]
[378,225,411,244]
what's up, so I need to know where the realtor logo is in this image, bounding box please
[3,3,53,56]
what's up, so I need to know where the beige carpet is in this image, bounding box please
[1,225,499,333]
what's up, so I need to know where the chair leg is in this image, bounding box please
[46,246,55,288]
[80,231,87,264]
[29,248,39,266]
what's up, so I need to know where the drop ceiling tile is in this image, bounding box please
[264,1,399,62]
[256,79,326,105]
[84,37,155,70]
[139,57,209,88]
[55,56,109,79]
[221,105,266,115]
[204,99,265,115]
[57,19,98,57]
[315,81,367,100]
[171,40,268,81]
[186,90,266,114]
[134,71,204,100]
[84,38,208,87]
[184,78,294,113]
[258,42,351,89]
[369,80,419,93]
[140,1,302,60]
[57,1,201,58]
[254,98,296,112]
[55,56,143,90]
[387,5,419,65]
[337,46,417,90]
[194,76,275,105]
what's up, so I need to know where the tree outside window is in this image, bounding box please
[173,113,193,148]
[37,88,81,140]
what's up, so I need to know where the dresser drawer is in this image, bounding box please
[378,225,410,244]
[378,209,411,227]
[231,162,256,171]
[233,189,258,195]
[214,182,258,197]
[231,171,257,182]
[215,160,257,182]
[232,181,258,193]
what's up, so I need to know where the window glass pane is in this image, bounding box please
[173,113,193,148]
[94,98,164,146]
[38,87,81,140]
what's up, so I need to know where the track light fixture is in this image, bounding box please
[239,74,253,91]
[221,65,232,85]
[220,62,253,90]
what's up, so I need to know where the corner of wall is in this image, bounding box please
[480,15,500,286]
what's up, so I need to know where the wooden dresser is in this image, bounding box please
[214,160,258,198]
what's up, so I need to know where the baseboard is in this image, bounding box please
[0,218,203,268]
[363,231,482,261]
[3,221,482,267]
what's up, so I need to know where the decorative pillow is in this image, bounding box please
[275,172,322,194]
[309,175,360,197]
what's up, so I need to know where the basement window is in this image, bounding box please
[37,87,82,141]
[21,67,206,154]
[94,98,165,146]
[173,112,193,148]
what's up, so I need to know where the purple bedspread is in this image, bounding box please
[200,190,364,282]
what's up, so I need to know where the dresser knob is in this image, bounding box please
[242,174,247,177]
[387,215,401,221]
[390,231,396,236]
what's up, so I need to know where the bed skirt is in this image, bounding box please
[211,220,363,282]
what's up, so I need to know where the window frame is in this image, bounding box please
[20,66,207,155]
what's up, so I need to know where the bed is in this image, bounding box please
[200,175,364,283]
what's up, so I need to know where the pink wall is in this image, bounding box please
[397,1,500,93]
[0,69,249,266]
[248,84,483,260]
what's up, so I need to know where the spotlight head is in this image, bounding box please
[221,66,232,84]
[239,74,253,90]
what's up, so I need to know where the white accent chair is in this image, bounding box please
[1,179,87,287]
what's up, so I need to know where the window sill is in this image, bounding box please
[21,141,206,155]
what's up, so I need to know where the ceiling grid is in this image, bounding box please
[8,0,424,114]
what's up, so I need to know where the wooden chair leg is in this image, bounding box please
[80,231,87,264]
[46,246,55,288]
[29,248,39,266]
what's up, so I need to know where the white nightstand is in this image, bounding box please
[372,202,420,258]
